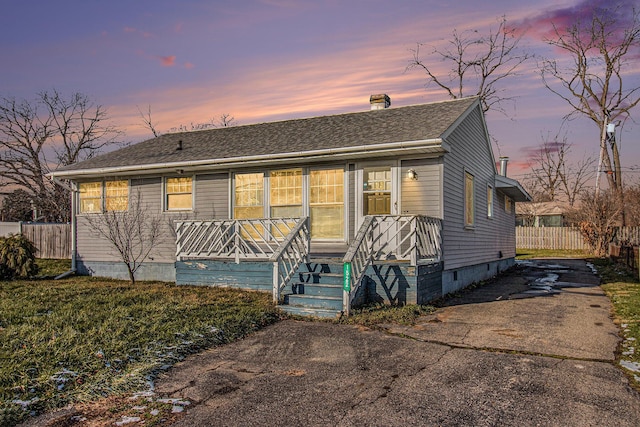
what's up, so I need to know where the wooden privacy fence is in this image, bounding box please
[0,222,71,259]
[516,226,588,250]
[516,226,640,251]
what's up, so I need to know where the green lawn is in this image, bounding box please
[516,249,590,259]
[0,272,279,426]
[593,258,640,387]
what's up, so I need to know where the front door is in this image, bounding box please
[359,164,399,257]
[362,166,396,216]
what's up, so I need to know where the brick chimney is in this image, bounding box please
[370,94,391,110]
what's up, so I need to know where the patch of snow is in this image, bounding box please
[540,263,568,269]
[620,360,640,373]
[515,260,534,266]
[11,398,39,409]
[115,416,142,425]
[50,369,78,391]
[585,262,598,274]
[536,273,559,284]
[150,409,160,416]
[172,405,184,413]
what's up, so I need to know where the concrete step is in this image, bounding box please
[298,271,344,286]
[298,262,344,274]
[277,304,342,319]
[285,294,343,310]
[289,282,343,298]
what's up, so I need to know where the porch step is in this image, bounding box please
[285,294,343,310]
[298,272,343,286]
[291,282,343,297]
[277,260,345,318]
[276,304,342,319]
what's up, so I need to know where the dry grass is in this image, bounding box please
[0,275,280,426]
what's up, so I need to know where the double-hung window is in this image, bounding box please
[79,180,129,213]
[310,169,344,239]
[464,171,475,227]
[165,177,193,210]
[232,168,345,240]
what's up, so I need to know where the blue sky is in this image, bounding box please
[1,0,639,180]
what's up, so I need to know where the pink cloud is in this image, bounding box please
[158,55,177,67]
[519,0,638,41]
[123,27,137,33]
[184,62,195,69]
[174,22,184,33]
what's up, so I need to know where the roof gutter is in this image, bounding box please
[49,138,446,179]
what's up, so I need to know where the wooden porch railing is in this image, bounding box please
[270,217,310,303]
[342,215,442,316]
[176,218,307,262]
[175,217,311,302]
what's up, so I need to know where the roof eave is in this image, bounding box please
[495,174,532,202]
[50,138,446,179]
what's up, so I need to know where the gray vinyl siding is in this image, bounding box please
[441,105,513,270]
[76,173,231,266]
[195,173,229,219]
[76,177,176,264]
[495,190,517,258]
[400,158,443,217]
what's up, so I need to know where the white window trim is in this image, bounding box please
[231,166,348,242]
[464,170,475,229]
[487,184,494,219]
[78,179,130,214]
[163,175,195,212]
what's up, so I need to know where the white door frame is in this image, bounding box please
[355,160,400,229]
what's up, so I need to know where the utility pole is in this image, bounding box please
[595,113,609,198]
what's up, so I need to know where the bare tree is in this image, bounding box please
[0,90,122,221]
[568,189,623,256]
[140,105,237,137]
[83,190,163,285]
[408,16,532,115]
[137,104,161,137]
[0,189,34,221]
[525,132,595,206]
[622,183,640,227]
[540,6,640,197]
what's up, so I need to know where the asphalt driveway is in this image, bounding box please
[153,258,640,426]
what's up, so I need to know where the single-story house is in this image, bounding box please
[516,201,569,227]
[51,95,530,317]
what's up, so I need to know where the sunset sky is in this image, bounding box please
[1,0,639,182]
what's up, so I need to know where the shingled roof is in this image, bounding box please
[54,96,479,177]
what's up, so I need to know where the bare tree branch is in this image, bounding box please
[0,90,121,221]
[540,6,640,196]
[408,15,532,115]
[83,189,163,284]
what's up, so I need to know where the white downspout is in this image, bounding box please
[50,175,77,274]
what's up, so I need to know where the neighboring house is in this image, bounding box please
[516,201,569,227]
[51,95,530,317]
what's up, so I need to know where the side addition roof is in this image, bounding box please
[52,97,479,179]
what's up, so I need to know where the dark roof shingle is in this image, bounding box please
[57,97,478,173]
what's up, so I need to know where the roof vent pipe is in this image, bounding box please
[499,156,509,177]
[370,94,391,110]
[177,140,183,151]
